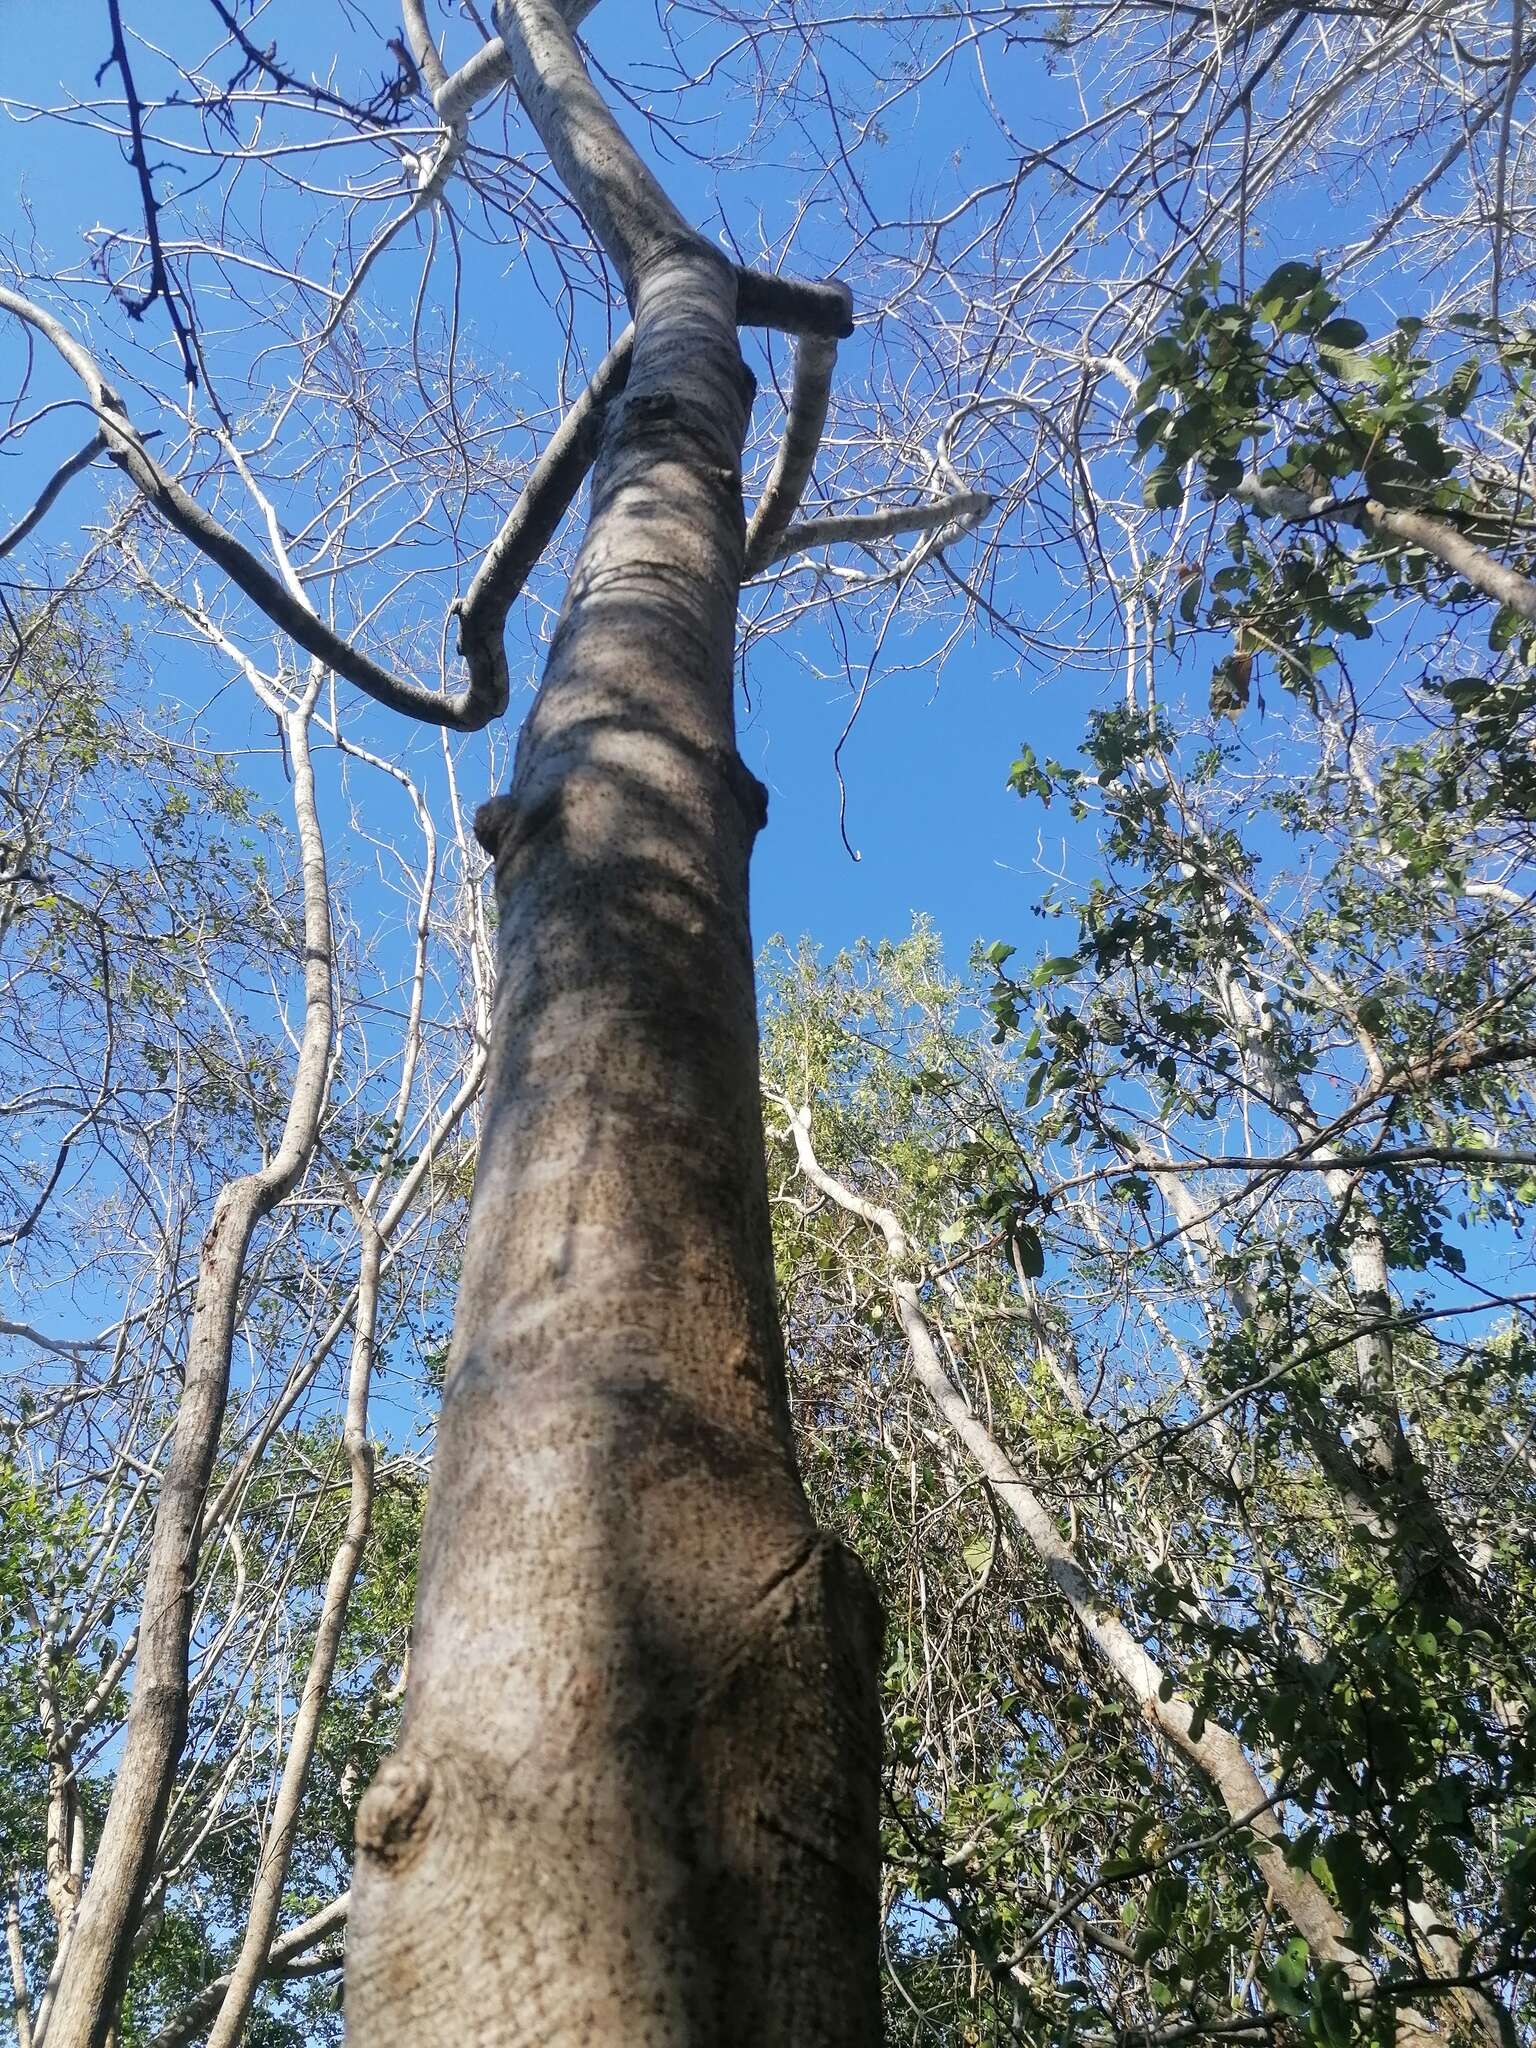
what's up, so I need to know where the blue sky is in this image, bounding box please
[6,0,1509,1226]
[0,0,1148,992]
[5,0,1499,1057]
[5,0,1532,1664]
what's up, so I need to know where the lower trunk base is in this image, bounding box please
[347,1535,882,2048]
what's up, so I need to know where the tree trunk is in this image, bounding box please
[40,677,335,2048]
[346,244,882,2048]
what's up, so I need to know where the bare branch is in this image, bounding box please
[203,1217,378,2048]
[0,434,105,561]
[399,0,449,97]
[492,0,853,336]
[752,488,994,575]
[457,324,633,706]
[744,328,844,578]
[97,0,199,385]
[493,0,697,299]
[0,285,501,728]
[734,269,855,340]
[432,0,600,125]
[775,1097,1376,1998]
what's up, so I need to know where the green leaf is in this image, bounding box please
[1203,455,1244,498]
[1398,420,1455,478]
[1490,604,1522,653]
[1441,360,1481,419]
[1254,260,1323,315]
[1323,347,1375,387]
[1273,1935,1310,1990]
[1143,468,1185,511]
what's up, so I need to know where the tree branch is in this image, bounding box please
[492,0,696,300]
[774,1097,1378,1999]
[744,323,846,578]
[0,1318,112,1364]
[456,323,633,707]
[1365,497,1536,621]
[734,268,855,340]
[751,488,994,574]
[0,433,105,561]
[143,1895,349,2048]
[97,0,199,385]
[433,0,600,124]
[0,285,501,729]
[1236,476,1536,622]
[203,0,405,123]
[399,0,449,96]
[491,0,853,336]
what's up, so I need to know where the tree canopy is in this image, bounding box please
[1,2,1533,2045]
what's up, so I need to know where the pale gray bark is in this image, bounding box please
[743,328,845,577]
[39,676,335,2048]
[344,4,881,2043]
[1365,498,1536,621]
[754,488,994,574]
[780,1102,1428,2030]
[202,1226,379,2048]
[7,1891,33,2048]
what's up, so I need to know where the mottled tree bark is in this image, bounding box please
[344,31,883,2035]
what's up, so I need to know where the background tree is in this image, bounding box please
[2,1,1533,2045]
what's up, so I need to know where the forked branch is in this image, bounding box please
[491,0,852,338]
[744,327,845,578]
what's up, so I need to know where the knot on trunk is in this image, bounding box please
[619,389,680,436]
[473,793,518,861]
[724,754,769,837]
[357,1752,438,1872]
